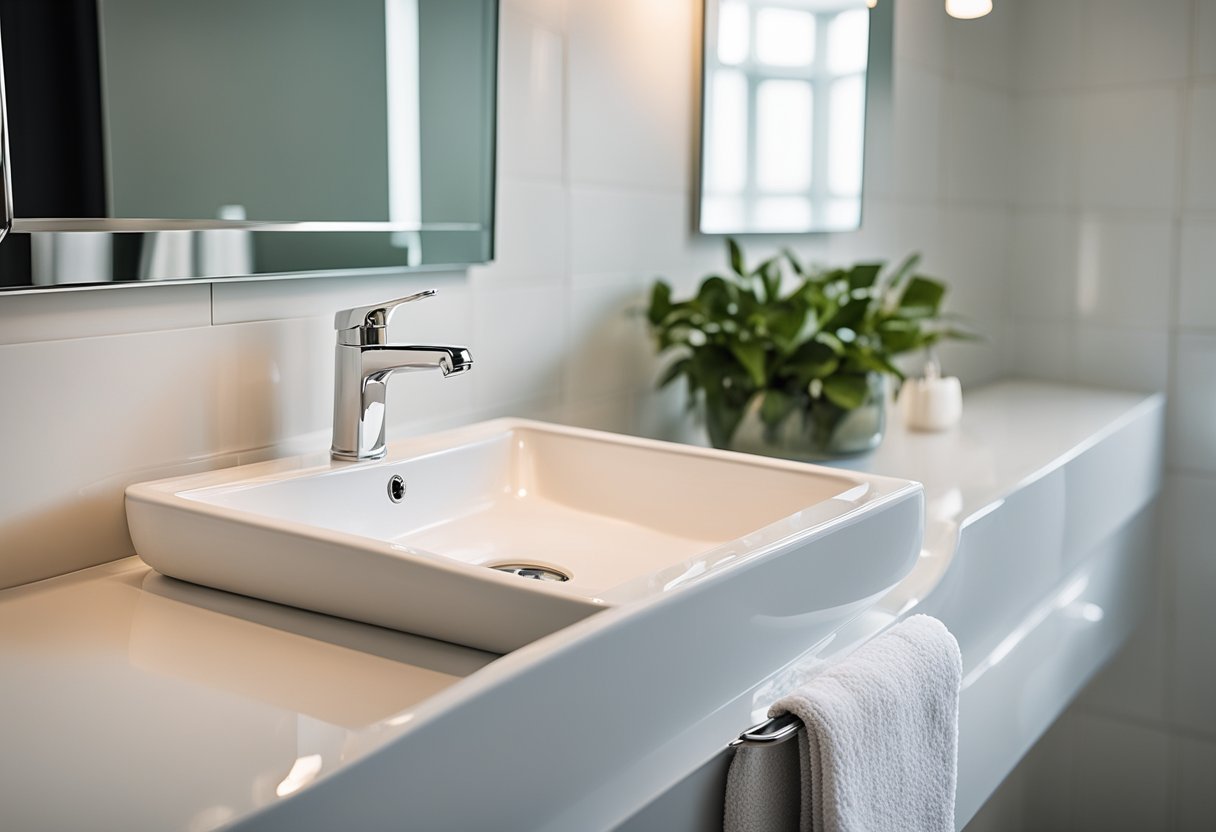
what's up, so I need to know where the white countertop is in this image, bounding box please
[0,561,498,832]
[0,380,1161,832]
[841,379,1162,629]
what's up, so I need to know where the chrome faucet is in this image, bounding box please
[330,290,473,461]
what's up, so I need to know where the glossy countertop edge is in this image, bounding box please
[835,382,1166,639]
[0,380,1163,832]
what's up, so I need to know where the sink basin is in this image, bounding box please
[127,419,923,652]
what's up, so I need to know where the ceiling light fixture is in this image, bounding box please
[945,0,992,19]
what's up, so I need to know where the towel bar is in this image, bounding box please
[729,712,802,748]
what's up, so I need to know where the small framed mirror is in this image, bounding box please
[697,0,890,235]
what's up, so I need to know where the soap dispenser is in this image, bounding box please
[901,355,962,432]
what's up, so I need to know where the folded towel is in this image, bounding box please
[724,615,962,832]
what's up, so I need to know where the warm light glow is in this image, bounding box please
[945,0,992,19]
[275,755,323,798]
[866,0,877,7]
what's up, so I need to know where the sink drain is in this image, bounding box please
[489,562,571,582]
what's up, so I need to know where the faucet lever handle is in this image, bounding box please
[333,289,435,331]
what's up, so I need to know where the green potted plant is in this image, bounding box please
[645,239,973,460]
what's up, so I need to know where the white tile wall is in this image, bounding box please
[892,0,946,72]
[566,0,694,192]
[1013,95,1080,209]
[1169,334,1216,473]
[210,270,465,325]
[496,1,565,181]
[1070,713,1172,831]
[0,283,211,343]
[1075,324,1170,392]
[1197,0,1216,78]
[1074,215,1173,328]
[1178,218,1216,328]
[1176,737,1216,829]
[1168,473,1216,736]
[564,275,650,402]
[887,62,944,201]
[1012,0,1084,92]
[0,0,1016,590]
[1077,88,1180,213]
[1185,83,1216,212]
[943,81,1013,204]
[1081,0,1191,88]
[985,1,1216,828]
[1010,321,1073,382]
[1009,212,1080,321]
[0,326,237,587]
[471,282,568,409]
[944,0,1014,91]
[469,177,569,287]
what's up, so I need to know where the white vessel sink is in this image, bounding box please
[127,420,923,652]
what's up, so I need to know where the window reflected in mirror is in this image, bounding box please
[698,0,873,234]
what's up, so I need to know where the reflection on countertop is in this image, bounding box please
[0,557,497,832]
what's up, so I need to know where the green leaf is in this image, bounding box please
[728,238,746,278]
[657,358,690,389]
[939,325,984,342]
[760,389,796,428]
[851,351,905,381]
[822,375,869,410]
[783,248,806,276]
[647,281,673,326]
[696,275,737,317]
[756,257,782,302]
[751,255,779,277]
[815,330,845,355]
[764,304,808,352]
[823,296,868,331]
[885,253,921,291]
[847,263,882,291]
[684,375,700,410]
[899,276,946,316]
[876,318,926,355]
[729,341,767,387]
[704,390,749,449]
[785,340,840,382]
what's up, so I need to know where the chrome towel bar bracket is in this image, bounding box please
[729,712,803,748]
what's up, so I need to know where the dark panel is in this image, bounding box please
[0,0,107,217]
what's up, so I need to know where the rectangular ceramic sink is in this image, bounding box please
[127,419,923,652]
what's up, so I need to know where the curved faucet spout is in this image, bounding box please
[331,341,473,461]
[361,344,474,379]
[330,293,474,461]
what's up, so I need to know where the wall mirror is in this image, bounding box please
[698,0,890,235]
[0,0,497,292]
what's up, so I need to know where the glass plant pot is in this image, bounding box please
[718,373,887,462]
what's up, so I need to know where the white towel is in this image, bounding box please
[724,615,962,832]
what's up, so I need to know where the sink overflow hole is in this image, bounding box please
[490,563,571,582]
[387,475,406,503]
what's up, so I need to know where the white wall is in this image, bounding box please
[0,0,1015,589]
[967,1,1216,829]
